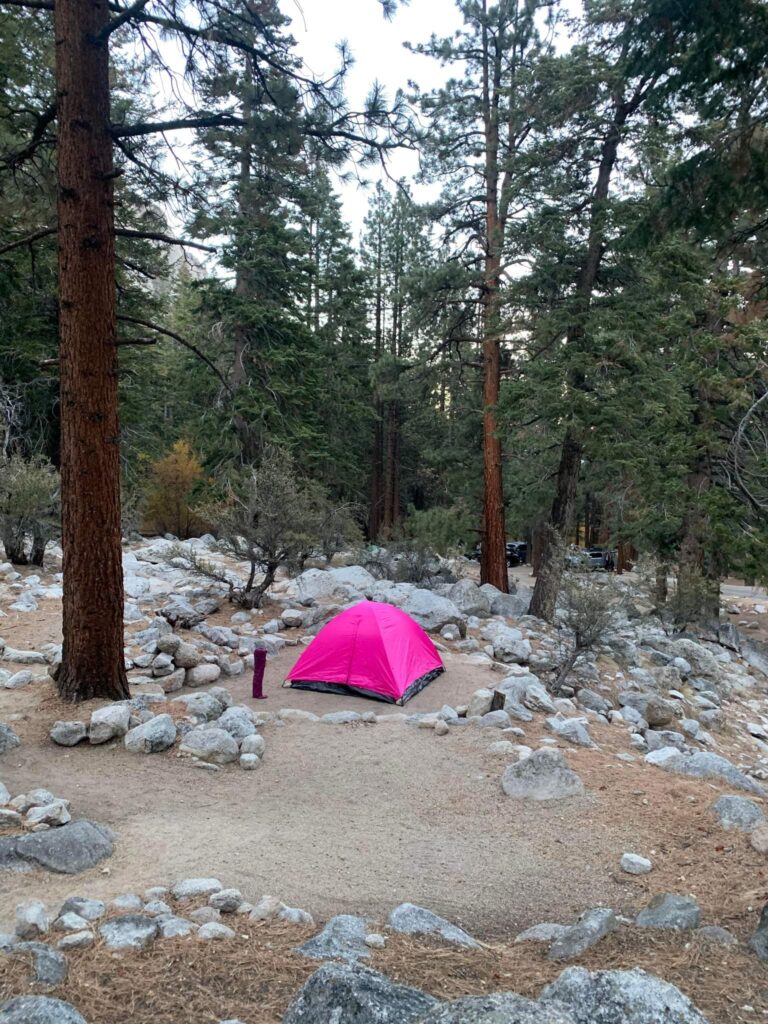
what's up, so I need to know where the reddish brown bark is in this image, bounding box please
[55,0,128,701]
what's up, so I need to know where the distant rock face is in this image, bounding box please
[282,962,438,1024]
[539,967,710,1024]
[388,903,477,948]
[501,748,585,802]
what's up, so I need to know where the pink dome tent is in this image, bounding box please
[284,601,445,705]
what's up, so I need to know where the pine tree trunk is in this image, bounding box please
[478,10,508,593]
[1,524,28,565]
[30,529,47,567]
[529,427,582,620]
[677,487,719,624]
[368,403,384,539]
[654,563,669,606]
[55,0,128,702]
[382,401,399,534]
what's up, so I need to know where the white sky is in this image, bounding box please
[283,0,464,238]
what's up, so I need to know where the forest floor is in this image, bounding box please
[1,558,768,1022]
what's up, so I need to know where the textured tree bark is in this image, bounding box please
[55,0,128,701]
[677,476,720,624]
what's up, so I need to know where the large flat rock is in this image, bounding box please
[0,820,113,874]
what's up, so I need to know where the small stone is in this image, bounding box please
[15,901,48,940]
[124,714,177,753]
[249,895,283,921]
[750,824,768,854]
[26,800,71,828]
[501,748,585,802]
[636,894,701,930]
[56,930,95,950]
[89,703,130,744]
[240,734,265,757]
[0,997,86,1023]
[189,907,221,924]
[620,853,652,875]
[388,903,477,947]
[0,809,22,830]
[9,942,67,986]
[364,933,386,949]
[749,903,768,960]
[171,877,223,900]
[548,908,617,961]
[279,906,315,926]
[143,900,173,916]
[434,720,450,736]
[515,922,570,943]
[158,916,197,938]
[712,794,766,832]
[99,914,158,950]
[697,925,737,946]
[197,921,236,940]
[295,915,371,962]
[111,894,143,911]
[179,727,239,764]
[185,663,222,687]
[4,670,33,689]
[53,912,89,933]
[0,723,21,754]
[240,754,260,770]
[209,889,243,913]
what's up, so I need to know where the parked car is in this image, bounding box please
[565,546,616,571]
[471,540,528,567]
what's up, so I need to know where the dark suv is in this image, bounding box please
[472,541,528,567]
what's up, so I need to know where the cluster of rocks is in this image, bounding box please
[281,960,713,1024]
[49,685,267,771]
[0,782,112,875]
[0,560,62,615]
[3,876,314,963]
[0,638,59,690]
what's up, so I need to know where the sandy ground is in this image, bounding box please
[1,565,767,948]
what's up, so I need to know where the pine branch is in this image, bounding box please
[0,227,56,256]
[116,314,233,396]
[115,228,216,252]
[98,0,150,39]
[1,102,57,169]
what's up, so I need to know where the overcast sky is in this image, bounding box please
[284,0,464,237]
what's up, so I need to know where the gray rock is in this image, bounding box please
[53,912,89,933]
[282,962,438,1024]
[10,942,67,986]
[388,903,477,947]
[56,931,94,950]
[58,897,105,922]
[545,717,592,747]
[548,908,617,961]
[0,724,21,754]
[321,710,363,725]
[209,889,243,913]
[172,692,226,722]
[468,689,494,718]
[0,810,21,830]
[697,925,737,946]
[647,750,766,796]
[576,689,611,715]
[240,753,260,770]
[189,906,221,924]
[185,663,222,687]
[448,580,491,617]
[644,730,686,752]
[26,800,70,828]
[240,734,266,757]
[179,726,239,764]
[515,923,569,944]
[441,624,460,641]
[501,748,584,802]
[402,589,466,635]
[171,877,223,899]
[197,921,236,940]
[0,820,113,874]
[89,704,130,744]
[540,966,709,1023]
[635,894,701,930]
[417,994,577,1024]
[158,667,185,693]
[479,710,512,729]
[295,914,372,962]
[5,670,33,689]
[15,901,48,940]
[158,916,197,938]
[749,903,768,960]
[712,794,766,832]
[620,853,652,875]
[143,899,173,916]
[0,996,86,1023]
[618,692,676,727]
[216,705,257,740]
[523,682,555,713]
[99,914,158,950]
[124,714,177,753]
[49,722,87,747]
[111,894,143,911]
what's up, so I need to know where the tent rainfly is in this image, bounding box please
[283,600,444,705]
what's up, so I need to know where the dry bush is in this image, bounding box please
[0,452,59,565]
